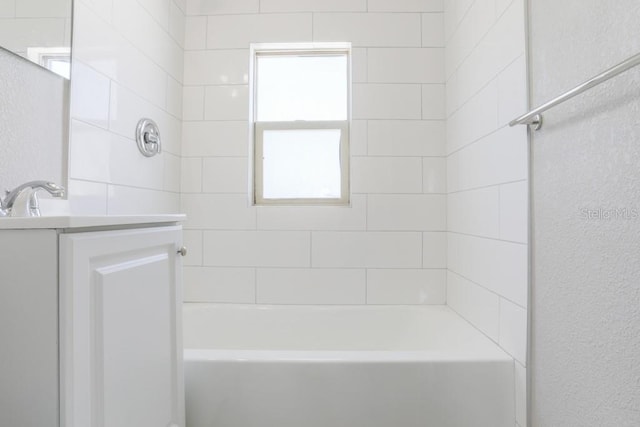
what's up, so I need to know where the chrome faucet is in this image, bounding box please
[0,181,66,217]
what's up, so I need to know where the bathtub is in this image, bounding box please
[183,304,515,427]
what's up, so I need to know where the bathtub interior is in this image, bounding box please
[182,303,516,427]
[183,303,510,357]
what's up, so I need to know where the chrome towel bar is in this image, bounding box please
[510,52,640,130]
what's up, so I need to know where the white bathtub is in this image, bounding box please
[183,304,515,427]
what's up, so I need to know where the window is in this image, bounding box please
[251,43,351,205]
[27,47,71,79]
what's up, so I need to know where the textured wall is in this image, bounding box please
[181,0,448,305]
[444,0,529,425]
[0,48,67,193]
[67,0,185,215]
[530,1,640,425]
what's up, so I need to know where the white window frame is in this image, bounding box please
[250,43,352,206]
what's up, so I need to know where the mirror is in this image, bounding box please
[0,0,73,79]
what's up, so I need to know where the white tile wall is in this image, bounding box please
[311,232,423,268]
[367,269,446,304]
[181,1,447,306]
[184,267,256,303]
[203,231,311,267]
[446,1,528,423]
[68,0,184,215]
[256,269,366,304]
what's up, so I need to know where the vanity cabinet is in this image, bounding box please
[0,219,185,427]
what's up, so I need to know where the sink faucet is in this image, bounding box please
[0,181,66,217]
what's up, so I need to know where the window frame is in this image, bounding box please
[249,43,352,206]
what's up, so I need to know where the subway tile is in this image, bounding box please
[367,269,446,304]
[182,86,205,120]
[181,194,255,229]
[67,179,108,215]
[498,54,528,127]
[422,232,447,268]
[182,121,249,157]
[168,0,185,47]
[500,181,528,243]
[448,187,500,238]
[367,120,445,157]
[423,157,447,193]
[445,0,494,78]
[70,61,110,129]
[0,0,14,17]
[68,120,111,183]
[202,157,248,193]
[350,120,367,156]
[256,194,367,230]
[313,13,421,47]
[183,267,255,303]
[108,83,182,155]
[256,269,366,304]
[182,230,203,266]
[184,16,206,50]
[186,0,259,15]
[260,0,366,12]
[166,76,183,119]
[367,194,446,231]
[207,13,312,49]
[368,48,444,83]
[17,0,70,17]
[454,3,525,108]
[203,231,311,267]
[447,271,500,340]
[351,157,423,194]
[312,232,422,268]
[448,232,527,306]
[76,0,112,24]
[204,85,249,120]
[184,49,248,85]
[422,84,446,119]
[353,84,422,120]
[163,153,181,192]
[112,0,183,82]
[447,125,528,192]
[136,0,169,29]
[180,157,202,193]
[174,0,186,13]
[107,185,179,214]
[0,18,65,52]
[447,80,498,153]
[422,13,444,47]
[69,120,166,191]
[368,0,443,12]
[499,298,527,364]
[73,2,167,108]
[352,48,367,83]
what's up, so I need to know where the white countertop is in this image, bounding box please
[0,214,186,230]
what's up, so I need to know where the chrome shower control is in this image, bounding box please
[136,118,162,157]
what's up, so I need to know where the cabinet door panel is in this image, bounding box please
[60,226,184,427]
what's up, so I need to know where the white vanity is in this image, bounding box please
[0,215,185,427]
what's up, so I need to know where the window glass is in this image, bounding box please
[262,129,342,199]
[256,54,348,121]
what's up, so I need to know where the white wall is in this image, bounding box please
[0,48,68,192]
[444,0,528,425]
[67,0,185,214]
[181,0,448,305]
[530,1,640,425]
